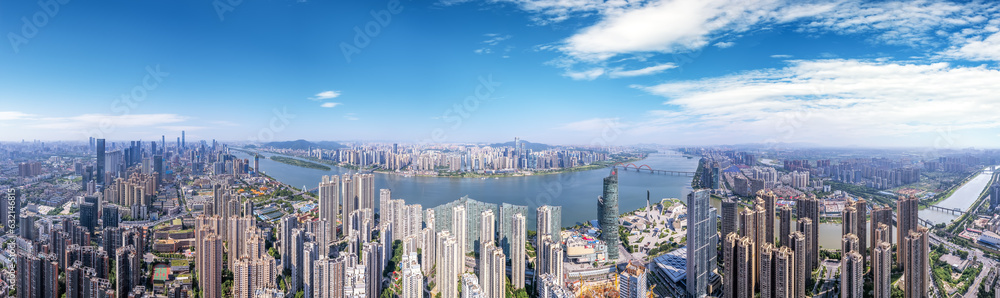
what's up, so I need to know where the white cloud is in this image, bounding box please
[943,31,1000,61]
[560,0,836,61]
[320,102,342,108]
[548,0,998,62]
[0,111,36,121]
[344,113,359,121]
[564,68,605,80]
[771,54,793,58]
[609,63,677,78]
[32,114,189,130]
[310,91,341,101]
[629,59,1000,145]
[713,41,735,48]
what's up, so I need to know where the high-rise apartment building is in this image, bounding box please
[855,199,867,259]
[897,196,919,266]
[452,205,467,257]
[437,231,460,298]
[903,228,929,298]
[760,243,775,298]
[619,261,648,298]
[778,205,792,247]
[599,169,620,260]
[479,209,495,253]
[870,206,892,258]
[797,196,819,268]
[758,190,776,245]
[537,205,562,244]
[874,241,892,298]
[499,203,528,256]
[797,218,814,279]
[774,246,793,298]
[510,213,526,289]
[687,189,718,297]
[721,199,739,248]
[790,231,806,298]
[401,252,423,298]
[841,251,863,298]
[319,175,340,241]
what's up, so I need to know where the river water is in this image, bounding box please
[233,150,700,230]
[918,167,997,225]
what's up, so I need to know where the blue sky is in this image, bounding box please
[2,0,1000,148]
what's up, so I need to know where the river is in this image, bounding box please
[232,150,700,230]
[918,167,997,225]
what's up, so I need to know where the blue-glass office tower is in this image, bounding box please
[599,169,620,260]
[686,189,718,298]
[96,139,106,185]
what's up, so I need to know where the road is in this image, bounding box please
[929,233,998,298]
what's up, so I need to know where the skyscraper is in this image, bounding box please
[855,199,867,259]
[499,203,528,256]
[537,205,561,244]
[842,233,859,255]
[723,232,740,298]
[479,209,495,254]
[904,228,929,298]
[738,208,758,293]
[897,196,919,266]
[319,175,340,241]
[619,261,648,298]
[790,231,806,298]
[686,189,717,298]
[599,169,620,260]
[870,206,892,258]
[874,241,892,298]
[511,213,526,289]
[737,236,754,298]
[841,251,863,298]
[842,203,858,237]
[198,233,223,298]
[797,217,814,280]
[721,199,739,248]
[778,205,792,247]
[96,139,105,185]
[774,246,793,298]
[452,205,467,258]
[797,195,819,268]
[401,252,422,298]
[758,190,776,245]
[437,231,460,298]
[759,243,775,298]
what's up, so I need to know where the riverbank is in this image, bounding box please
[269,156,331,171]
[242,147,645,179]
[921,169,982,209]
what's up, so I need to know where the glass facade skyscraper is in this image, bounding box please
[598,169,620,260]
[432,196,498,254]
[687,189,717,297]
[499,203,528,255]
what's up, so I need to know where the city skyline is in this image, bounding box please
[1,1,1000,147]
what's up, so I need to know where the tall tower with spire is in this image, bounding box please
[599,169,620,260]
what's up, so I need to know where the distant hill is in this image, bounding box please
[488,140,552,151]
[263,139,346,150]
